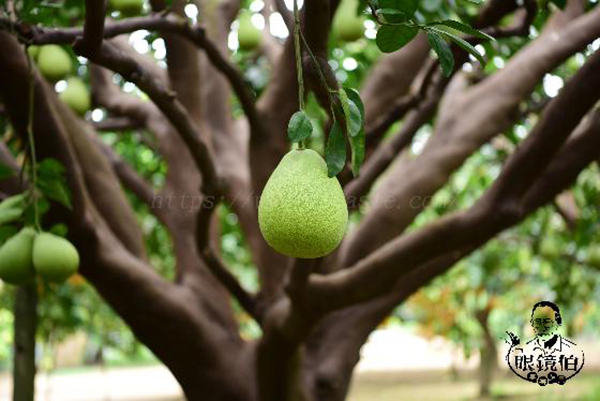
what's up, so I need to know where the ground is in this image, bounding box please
[1,367,599,401]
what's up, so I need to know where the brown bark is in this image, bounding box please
[475,308,497,398]
[339,5,600,268]
[12,285,37,401]
[1,2,600,401]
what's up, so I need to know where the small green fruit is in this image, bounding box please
[110,0,144,16]
[0,227,36,285]
[37,45,72,82]
[540,238,560,259]
[238,12,262,51]
[60,77,91,115]
[258,149,348,258]
[33,233,80,282]
[28,45,40,60]
[332,0,364,42]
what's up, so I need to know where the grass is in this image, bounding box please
[348,369,600,401]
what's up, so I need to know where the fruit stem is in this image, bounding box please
[298,29,337,118]
[293,0,305,112]
[25,46,41,232]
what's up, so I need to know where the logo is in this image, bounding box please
[505,301,584,386]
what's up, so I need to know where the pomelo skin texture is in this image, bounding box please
[110,0,144,16]
[60,77,91,115]
[333,0,364,42]
[0,227,36,285]
[258,149,348,258]
[238,12,261,51]
[33,233,80,282]
[37,45,72,82]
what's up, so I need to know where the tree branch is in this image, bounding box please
[273,0,293,32]
[344,73,446,209]
[90,42,221,196]
[486,49,600,203]
[3,13,260,135]
[95,138,172,227]
[340,6,600,267]
[308,51,600,313]
[202,247,261,323]
[90,63,163,131]
[92,116,143,131]
[75,0,106,53]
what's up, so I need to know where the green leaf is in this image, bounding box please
[344,88,365,119]
[377,8,409,23]
[0,194,27,225]
[325,121,346,178]
[427,32,454,77]
[430,27,486,66]
[376,25,418,53]
[49,223,69,237]
[338,89,363,137]
[428,20,495,41]
[287,111,313,143]
[37,158,72,209]
[379,0,417,17]
[38,180,72,209]
[550,0,566,9]
[0,163,15,180]
[343,88,366,177]
[38,158,66,175]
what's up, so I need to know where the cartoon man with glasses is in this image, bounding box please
[506,301,584,386]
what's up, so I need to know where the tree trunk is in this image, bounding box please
[476,308,497,398]
[12,285,37,401]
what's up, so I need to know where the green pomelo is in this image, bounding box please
[28,45,40,60]
[333,0,364,42]
[238,12,261,51]
[33,232,80,282]
[37,45,72,82]
[60,77,91,115]
[110,0,144,16]
[540,238,560,259]
[258,149,348,259]
[0,227,36,285]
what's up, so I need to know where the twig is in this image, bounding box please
[93,116,144,131]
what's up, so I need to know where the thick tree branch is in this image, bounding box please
[53,96,148,258]
[522,109,600,214]
[486,49,600,203]
[309,51,600,313]
[0,36,248,381]
[341,6,600,267]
